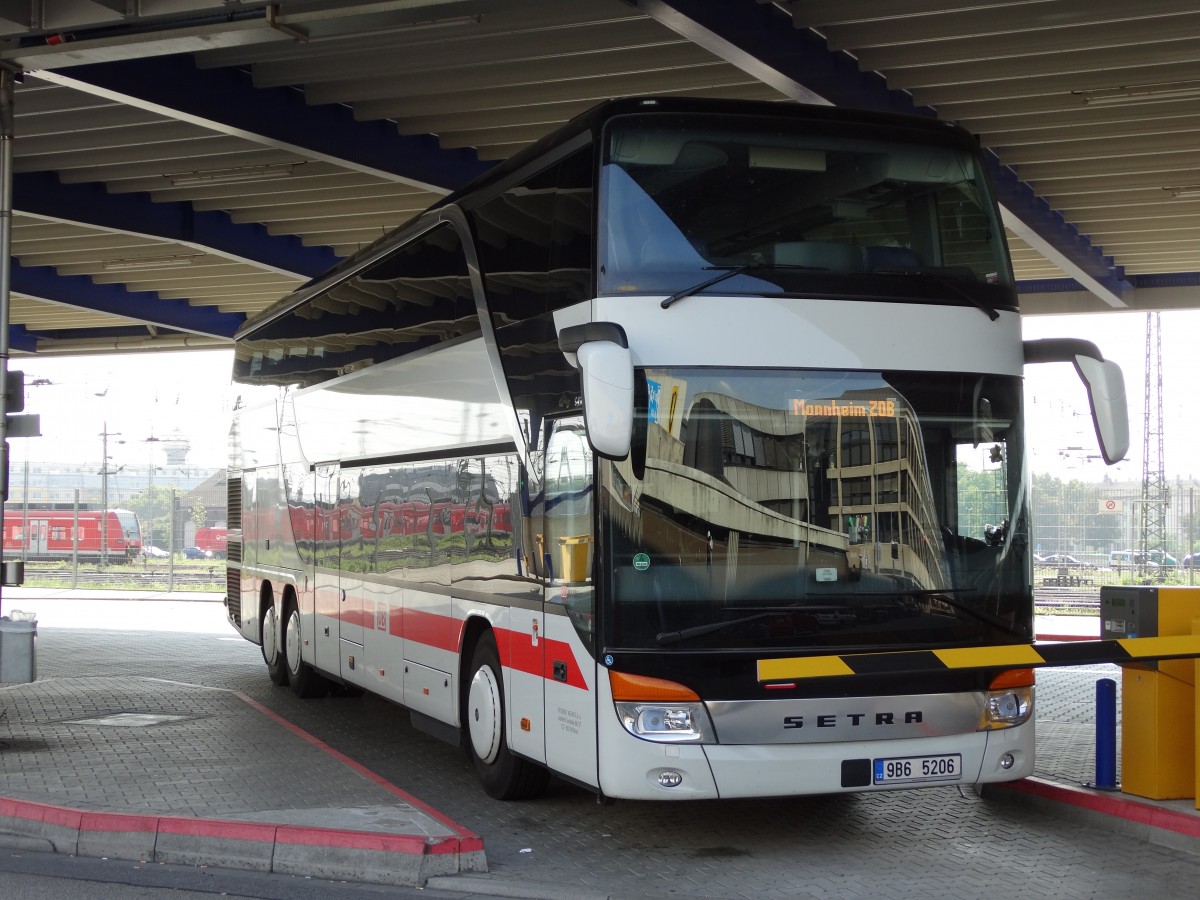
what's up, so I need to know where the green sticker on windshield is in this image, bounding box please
[633,553,650,571]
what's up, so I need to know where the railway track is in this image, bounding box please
[16,569,222,591]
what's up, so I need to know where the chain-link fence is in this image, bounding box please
[1030,477,1200,587]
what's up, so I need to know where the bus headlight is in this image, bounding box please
[615,701,713,743]
[610,670,715,744]
[979,669,1034,730]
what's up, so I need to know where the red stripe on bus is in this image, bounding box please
[342,608,375,629]
[499,628,589,691]
[359,605,588,690]
[389,607,464,653]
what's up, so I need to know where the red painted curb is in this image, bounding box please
[274,824,431,854]
[997,777,1200,839]
[156,816,277,842]
[0,795,481,857]
[79,810,158,834]
[0,797,81,828]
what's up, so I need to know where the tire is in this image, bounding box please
[262,600,288,686]
[464,632,550,800]
[283,601,326,698]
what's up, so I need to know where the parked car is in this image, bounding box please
[1041,554,1090,568]
[181,546,212,559]
[1111,549,1177,567]
[142,545,169,559]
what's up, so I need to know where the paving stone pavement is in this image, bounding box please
[4,597,1200,899]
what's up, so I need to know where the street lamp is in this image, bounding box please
[144,434,162,551]
[99,422,124,567]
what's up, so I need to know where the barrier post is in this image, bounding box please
[1093,677,1118,790]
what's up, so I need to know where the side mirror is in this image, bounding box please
[559,322,634,459]
[1024,338,1129,465]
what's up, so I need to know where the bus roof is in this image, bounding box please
[237,96,976,342]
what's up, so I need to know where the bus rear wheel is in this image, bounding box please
[262,600,287,686]
[464,633,550,800]
[283,601,326,698]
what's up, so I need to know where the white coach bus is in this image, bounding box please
[225,97,1128,801]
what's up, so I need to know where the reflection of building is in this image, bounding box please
[797,389,942,584]
[642,380,944,586]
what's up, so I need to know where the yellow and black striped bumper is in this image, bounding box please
[757,635,1200,683]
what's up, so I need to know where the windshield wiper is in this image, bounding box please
[870,268,999,321]
[656,604,819,646]
[660,264,820,309]
[899,588,1028,639]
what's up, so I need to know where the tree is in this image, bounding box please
[191,500,207,533]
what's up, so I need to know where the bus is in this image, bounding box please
[2,506,143,563]
[225,97,1128,801]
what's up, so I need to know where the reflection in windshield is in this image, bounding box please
[603,368,1030,651]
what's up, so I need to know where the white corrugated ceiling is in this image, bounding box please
[0,0,1194,353]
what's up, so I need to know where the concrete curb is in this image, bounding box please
[0,796,486,886]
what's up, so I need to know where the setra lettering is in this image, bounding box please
[782,710,924,729]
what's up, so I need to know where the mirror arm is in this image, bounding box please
[1023,337,1129,466]
[1022,337,1103,365]
[559,322,628,354]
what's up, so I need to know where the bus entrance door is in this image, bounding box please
[313,464,356,680]
[339,469,370,686]
[541,417,599,786]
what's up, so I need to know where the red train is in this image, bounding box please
[1,507,143,562]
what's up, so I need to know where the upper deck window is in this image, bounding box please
[597,113,1014,312]
[235,222,478,389]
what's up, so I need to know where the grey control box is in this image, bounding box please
[1100,585,1157,639]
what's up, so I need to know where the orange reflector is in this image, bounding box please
[609,670,700,702]
[989,668,1035,690]
[520,717,531,732]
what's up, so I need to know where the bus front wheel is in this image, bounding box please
[464,633,550,800]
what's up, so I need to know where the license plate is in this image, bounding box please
[873,753,962,785]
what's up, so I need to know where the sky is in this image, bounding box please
[1021,309,1200,485]
[10,349,236,472]
[5,307,1198,483]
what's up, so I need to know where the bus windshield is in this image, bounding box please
[602,367,1030,652]
[597,112,1013,311]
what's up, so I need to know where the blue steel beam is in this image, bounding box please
[1021,272,1200,294]
[626,0,1127,306]
[7,325,37,354]
[29,55,491,194]
[12,262,244,339]
[14,172,339,279]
